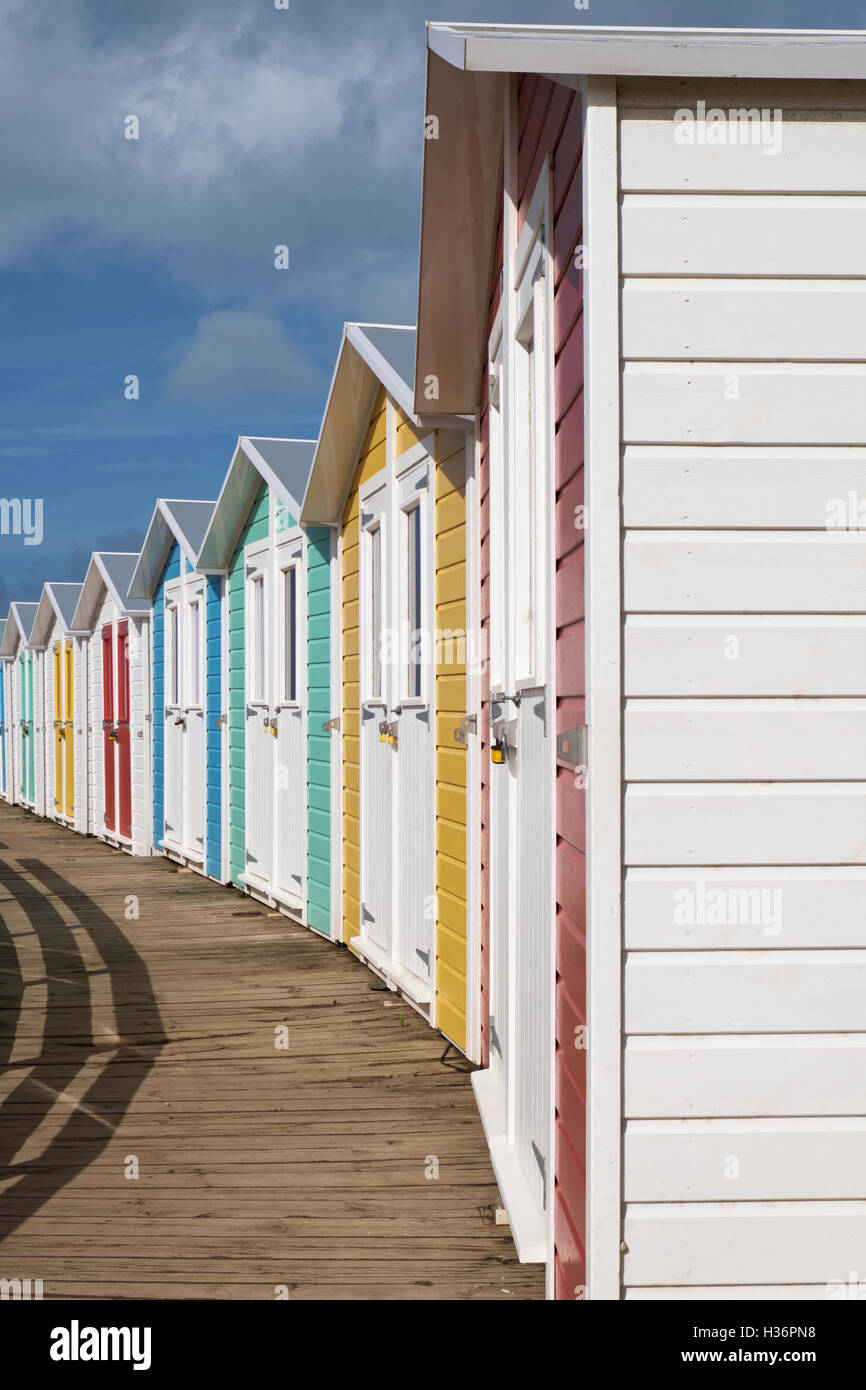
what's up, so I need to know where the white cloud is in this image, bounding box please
[164,308,322,404]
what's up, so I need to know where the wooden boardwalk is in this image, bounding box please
[0,802,543,1300]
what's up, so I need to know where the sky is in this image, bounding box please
[0,0,863,608]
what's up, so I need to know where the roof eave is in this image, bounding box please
[427,21,866,80]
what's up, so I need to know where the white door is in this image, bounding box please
[272,530,306,909]
[393,447,435,993]
[181,578,207,863]
[359,473,393,956]
[244,539,272,888]
[163,583,184,849]
[487,197,554,1223]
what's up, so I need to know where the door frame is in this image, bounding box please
[181,573,207,864]
[471,148,557,1264]
[272,524,307,911]
[353,417,439,1012]
[240,534,273,894]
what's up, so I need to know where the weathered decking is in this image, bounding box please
[0,802,543,1300]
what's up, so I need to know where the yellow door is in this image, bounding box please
[64,641,74,818]
[53,642,63,811]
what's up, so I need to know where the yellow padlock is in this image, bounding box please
[491,740,506,765]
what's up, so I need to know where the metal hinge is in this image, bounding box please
[453,714,476,745]
[557,725,588,770]
[322,716,340,734]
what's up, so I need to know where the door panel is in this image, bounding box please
[486,218,554,1228]
[26,653,34,804]
[360,480,392,954]
[244,551,272,886]
[116,623,132,839]
[182,585,206,861]
[273,537,305,905]
[394,460,434,987]
[0,666,5,795]
[163,593,183,845]
[53,642,63,812]
[102,624,115,832]
[64,641,74,817]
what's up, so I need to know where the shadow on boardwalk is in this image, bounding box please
[0,853,165,1241]
[0,804,543,1300]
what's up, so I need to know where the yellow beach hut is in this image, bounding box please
[301,323,480,1057]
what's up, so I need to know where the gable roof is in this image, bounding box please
[0,601,40,655]
[196,436,316,572]
[70,552,151,631]
[301,323,424,528]
[128,498,217,600]
[31,582,88,646]
[415,23,866,416]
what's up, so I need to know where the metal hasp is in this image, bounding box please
[322,716,340,734]
[557,725,588,769]
[453,714,476,745]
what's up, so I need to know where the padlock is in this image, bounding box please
[491,738,506,765]
[379,719,388,744]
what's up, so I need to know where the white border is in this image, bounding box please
[583,73,623,1302]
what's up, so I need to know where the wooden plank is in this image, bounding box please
[625,533,866,614]
[624,1201,866,1287]
[620,114,866,193]
[0,801,542,1300]
[626,950,866,1033]
[621,193,866,276]
[625,1034,866,1118]
[623,279,866,361]
[625,784,866,866]
[625,698,866,780]
[625,615,866,696]
[626,1118,866,1201]
[623,363,866,445]
[626,867,866,949]
[623,445,866,529]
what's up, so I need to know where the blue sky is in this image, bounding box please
[0,0,862,608]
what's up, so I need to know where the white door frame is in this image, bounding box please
[272,525,307,911]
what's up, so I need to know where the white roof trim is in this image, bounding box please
[32,583,89,645]
[240,437,309,522]
[196,436,315,571]
[301,324,413,527]
[128,498,216,599]
[345,323,416,420]
[427,22,866,80]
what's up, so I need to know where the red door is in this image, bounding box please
[102,624,115,831]
[116,622,132,840]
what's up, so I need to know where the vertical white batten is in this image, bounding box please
[582,74,623,1301]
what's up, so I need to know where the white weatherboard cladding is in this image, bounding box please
[73,635,88,834]
[45,631,56,816]
[129,616,151,856]
[613,80,866,1296]
[241,500,308,917]
[162,567,207,867]
[32,652,45,818]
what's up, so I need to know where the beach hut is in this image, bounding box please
[0,620,12,802]
[30,582,89,834]
[0,603,42,813]
[70,553,151,854]
[196,437,332,931]
[415,19,866,1299]
[300,324,477,1047]
[128,500,220,878]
